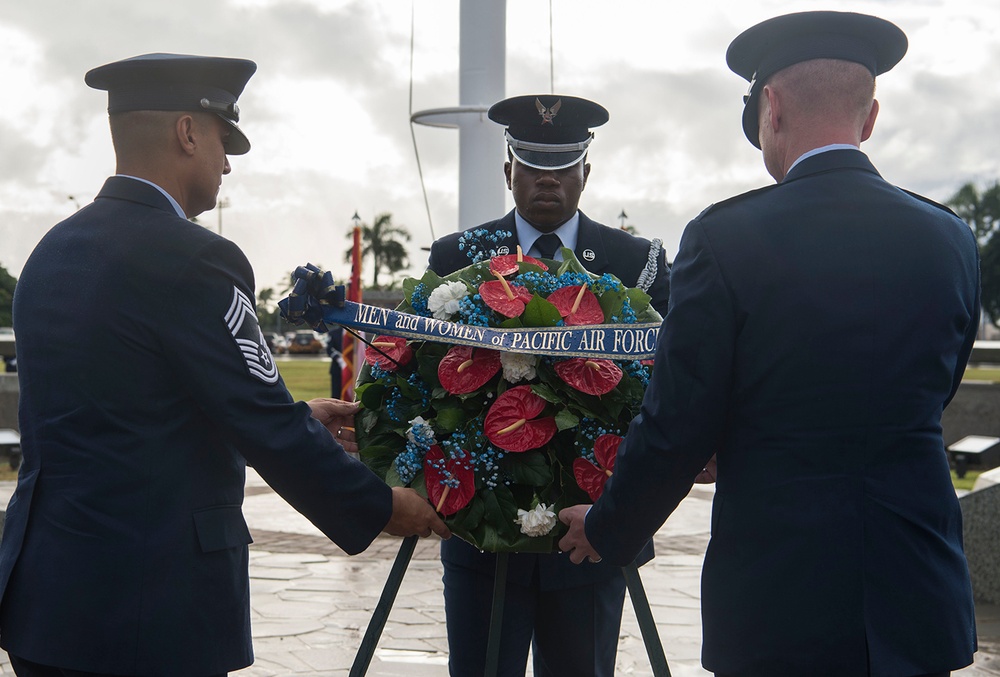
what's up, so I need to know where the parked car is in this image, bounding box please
[288,330,324,354]
[265,332,288,355]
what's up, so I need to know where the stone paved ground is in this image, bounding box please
[0,473,995,676]
[233,472,1000,676]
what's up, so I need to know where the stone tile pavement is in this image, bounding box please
[233,470,1000,676]
[0,472,996,675]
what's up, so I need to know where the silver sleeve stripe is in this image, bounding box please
[226,286,280,384]
[636,238,662,293]
[225,287,256,331]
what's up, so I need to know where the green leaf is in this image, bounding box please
[499,317,523,329]
[597,287,626,323]
[419,269,446,288]
[626,287,653,319]
[358,408,380,434]
[555,249,591,277]
[359,383,386,410]
[434,407,466,433]
[530,382,561,403]
[507,451,552,487]
[521,295,562,327]
[554,409,580,431]
[359,444,396,480]
[384,462,405,487]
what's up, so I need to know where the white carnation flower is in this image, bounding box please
[514,502,557,537]
[500,351,537,383]
[427,281,470,320]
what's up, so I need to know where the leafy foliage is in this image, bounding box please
[345,212,411,289]
[948,181,1000,326]
[0,262,16,327]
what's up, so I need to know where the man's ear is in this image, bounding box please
[504,161,513,190]
[860,99,879,143]
[582,162,591,189]
[762,85,781,135]
[175,114,197,156]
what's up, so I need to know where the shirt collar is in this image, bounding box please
[514,210,580,261]
[115,174,187,219]
[787,143,859,175]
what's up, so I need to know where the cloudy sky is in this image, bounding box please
[2,0,998,298]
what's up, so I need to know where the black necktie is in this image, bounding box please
[534,233,562,259]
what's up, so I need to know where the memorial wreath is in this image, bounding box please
[280,241,661,553]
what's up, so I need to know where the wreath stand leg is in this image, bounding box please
[348,543,671,677]
[349,535,418,677]
[624,562,672,676]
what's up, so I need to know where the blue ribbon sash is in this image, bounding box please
[278,264,660,360]
[321,301,660,360]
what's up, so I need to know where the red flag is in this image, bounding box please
[340,220,363,401]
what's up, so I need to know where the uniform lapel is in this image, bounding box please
[493,210,521,256]
[574,211,609,273]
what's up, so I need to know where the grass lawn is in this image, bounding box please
[277,358,334,402]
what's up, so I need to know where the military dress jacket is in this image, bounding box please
[0,177,393,675]
[587,149,980,676]
[428,209,670,590]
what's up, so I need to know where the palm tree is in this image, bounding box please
[948,181,1000,328]
[345,212,411,289]
[947,181,1000,244]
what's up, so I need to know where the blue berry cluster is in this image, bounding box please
[623,360,651,388]
[410,282,431,317]
[457,294,491,326]
[556,271,592,288]
[395,420,435,484]
[385,387,406,423]
[405,372,431,409]
[513,270,559,295]
[574,417,619,463]
[457,228,514,264]
[370,363,396,385]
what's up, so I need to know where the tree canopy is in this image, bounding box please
[345,212,411,289]
[948,181,1000,327]
[0,263,15,327]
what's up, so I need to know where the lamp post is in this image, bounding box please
[217,197,231,235]
[618,209,628,230]
[68,195,81,211]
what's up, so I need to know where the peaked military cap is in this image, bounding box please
[86,53,257,155]
[727,11,907,149]
[488,94,609,170]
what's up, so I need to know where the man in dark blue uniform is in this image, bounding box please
[428,94,670,677]
[560,11,980,676]
[0,53,449,677]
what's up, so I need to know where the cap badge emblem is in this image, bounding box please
[535,98,562,125]
[497,245,510,255]
[743,72,758,104]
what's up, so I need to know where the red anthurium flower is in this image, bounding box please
[546,285,604,325]
[573,433,622,501]
[438,345,502,394]
[484,385,557,452]
[490,252,548,277]
[424,445,475,515]
[364,335,413,371]
[554,358,623,396]
[479,279,534,318]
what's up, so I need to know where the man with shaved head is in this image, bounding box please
[560,11,980,676]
